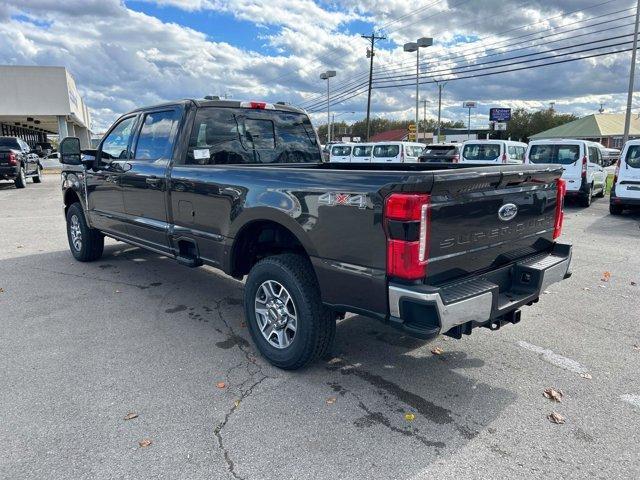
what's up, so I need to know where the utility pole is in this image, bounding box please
[436,82,445,141]
[362,31,386,141]
[624,0,640,144]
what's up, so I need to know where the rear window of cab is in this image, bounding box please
[529,144,580,165]
[373,145,399,157]
[331,146,351,156]
[625,145,640,168]
[463,143,501,160]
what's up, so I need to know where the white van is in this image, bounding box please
[329,143,352,163]
[610,139,640,215]
[525,139,606,207]
[371,142,426,163]
[350,143,373,163]
[460,140,527,164]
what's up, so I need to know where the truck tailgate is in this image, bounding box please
[427,167,561,284]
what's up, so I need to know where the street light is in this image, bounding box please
[403,37,433,141]
[331,111,355,141]
[320,70,337,143]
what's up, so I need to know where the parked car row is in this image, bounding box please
[329,141,427,163]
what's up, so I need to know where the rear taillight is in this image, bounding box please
[553,178,566,240]
[613,158,621,185]
[452,154,459,163]
[581,156,587,178]
[7,152,17,166]
[384,193,430,280]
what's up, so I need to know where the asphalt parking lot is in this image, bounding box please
[1,177,639,480]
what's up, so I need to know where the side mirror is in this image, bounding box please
[59,137,82,165]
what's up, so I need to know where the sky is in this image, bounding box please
[0,0,637,132]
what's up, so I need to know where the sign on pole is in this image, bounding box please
[490,108,511,122]
[494,122,507,131]
[463,101,477,108]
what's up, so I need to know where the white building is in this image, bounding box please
[0,65,92,148]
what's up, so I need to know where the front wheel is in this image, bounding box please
[14,167,26,189]
[244,254,335,370]
[32,164,42,183]
[66,203,104,262]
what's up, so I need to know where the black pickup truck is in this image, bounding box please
[59,99,572,369]
[0,136,43,188]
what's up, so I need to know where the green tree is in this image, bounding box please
[504,108,577,142]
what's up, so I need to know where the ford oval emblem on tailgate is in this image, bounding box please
[498,203,518,221]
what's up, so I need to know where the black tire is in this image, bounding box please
[32,164,42,183]
[609,203,623,215]
[14,166,26,189]
[244,254,336,370]
[66,203,104,262]
[580,183,593,207]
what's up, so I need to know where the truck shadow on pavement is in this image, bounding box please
[3,244,517,479]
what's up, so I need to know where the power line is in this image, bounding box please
[307,44,633,112]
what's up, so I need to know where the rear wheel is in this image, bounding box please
[32,164,42,183]
[580,183,593,207]
[609,203,623,215]
[14,167,26,189]
[66,203,104,262]
[244,254,335,370]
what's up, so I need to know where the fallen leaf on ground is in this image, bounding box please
[632,281,637,286]
[114,289,121,293]
[598,285,607,289]
[543,290,551,294]
[601,271,611,282]
[0,288,4,293]
[326,396,337,405]
[404,413,416,421]
[234,399,240,408]
[580,373,593,379]
[431,347,444,355]
[16,245,23,249]
[216,382,226,389]
[543,388,564,402]
[633,344,640,351]
[139,439,152,448]
[124,412,138,421]
[583,287,590,291]
[547,412,565,424]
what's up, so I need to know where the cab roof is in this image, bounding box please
[127,98,307,115]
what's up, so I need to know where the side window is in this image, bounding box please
[133,110,180,161]
[101,116,137,160]
[508,146,516,157]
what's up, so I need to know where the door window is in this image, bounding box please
[134,110,180,161]
[373,145,399,158]
[101,116,137,160]
[588,147,599,165]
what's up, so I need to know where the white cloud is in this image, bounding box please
[0,0,636,132]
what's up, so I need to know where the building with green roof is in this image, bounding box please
[530,114,640,149]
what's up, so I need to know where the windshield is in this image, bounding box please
[0,137,20,149]
[405,146,424,157]
[373,145,399,158]
[422,145,457,156]
[625,145,640,168]
[529,144,580,165]
[352,145,371,157]
[463,143,501,161]
[331,146,351,156]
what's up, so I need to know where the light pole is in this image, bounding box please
[320,70,337,143]
[403,37,433,142]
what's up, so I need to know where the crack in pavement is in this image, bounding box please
[212,297,276,480]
